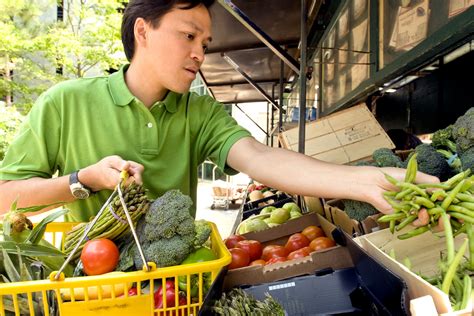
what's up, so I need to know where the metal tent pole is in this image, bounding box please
[298,0,307,154]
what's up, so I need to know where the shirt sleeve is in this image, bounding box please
[194,95,252,175]
[0,92,61,180]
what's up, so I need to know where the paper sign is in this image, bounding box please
[389,0,430,51]
[448,0,474,18]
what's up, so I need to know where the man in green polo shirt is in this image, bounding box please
[0,0,437,221]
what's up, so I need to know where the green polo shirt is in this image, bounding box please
[0,65,251,221]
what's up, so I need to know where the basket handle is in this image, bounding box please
[116,174,149,272]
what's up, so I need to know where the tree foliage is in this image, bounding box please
[0,104,25,161]
[0,0,126,112]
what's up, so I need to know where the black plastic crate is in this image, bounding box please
[199,229,409,316]
[242,195,295,221]
[243,191,292,211]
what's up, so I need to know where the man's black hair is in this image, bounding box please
[121,0,215,61]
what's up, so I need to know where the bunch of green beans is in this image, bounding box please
[63,182,150,262]
[378,153,473,311]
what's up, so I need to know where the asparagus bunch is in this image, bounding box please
[63,182,150,261]
[378,154,473,311]
[212,288,285,316]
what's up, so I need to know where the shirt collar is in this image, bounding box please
[108,64,181,113]
[108,65,134,107]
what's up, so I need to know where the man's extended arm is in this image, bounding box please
[226,137,438,214]
[0,156,144,214]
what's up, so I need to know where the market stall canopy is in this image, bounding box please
[201,0,337,105]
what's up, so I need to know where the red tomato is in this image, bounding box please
[224,235,246,249]
[285,233,310,253]
[228,248,250,269]
[118,287,139,297]
[249,259,266,266]
[301,225,325,241]
[265,257,287,265]
[80,239,119,276]
[235,240,262,261]
[309,237,336,251]
[261,245,289,261]
[128,287,138,296]
[287,247,311,260]
[154,282,176,309]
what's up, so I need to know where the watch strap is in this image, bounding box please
[70,170,92,192]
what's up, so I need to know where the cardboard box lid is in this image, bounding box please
[278,104,395,164]
[356,227,472,315]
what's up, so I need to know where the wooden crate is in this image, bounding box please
[278,104,395,164]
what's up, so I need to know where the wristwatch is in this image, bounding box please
[69,170,91,199]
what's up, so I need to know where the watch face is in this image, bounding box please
[72,187,90,199]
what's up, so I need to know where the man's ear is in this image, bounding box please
[134,18,148,47]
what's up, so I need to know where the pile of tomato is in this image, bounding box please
[224,225,336,269]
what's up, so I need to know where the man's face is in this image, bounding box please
[133,4,212,94]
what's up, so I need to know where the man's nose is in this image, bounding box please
[191,46,205,64]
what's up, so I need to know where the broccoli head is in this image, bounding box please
[406,144,450,181]
[452,107,474,154]
[341,200,379,222]
[125,190,214,269]
[144,190,195,240]
[431,125,457,153]
[372,148,403,168]
[459,146,474,172]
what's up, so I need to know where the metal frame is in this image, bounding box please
[217,0,310,152]
[218,0,301,74]
[221,53,281,113]
[298,0,307,154]
[233,104,269,137]
[311,2,474,116]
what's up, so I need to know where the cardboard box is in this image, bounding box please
[225,213,353,289]
[199,229,409,315]
[356,228,473,315]
[324,199,388,236]
[278,104,394,164]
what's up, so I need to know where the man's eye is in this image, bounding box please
[185,33,195,40]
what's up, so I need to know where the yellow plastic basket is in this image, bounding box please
[0,221,231,316]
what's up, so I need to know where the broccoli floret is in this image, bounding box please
[452,107,474,154]
[135,235,194,268]
[372,148,403,168]
[459,146,474,172]
[193,220,212,248]
[342,200,379,222]
[437,149,462,174]
[144,190,194,240]
[431,125,457,153]
[405,144,451,181]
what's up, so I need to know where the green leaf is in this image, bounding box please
[20,262,33,282]
[16,202,65,214]
[1,247,20,282]
[1,274,10,283]
[0,242,65,257]
[2,217,11,237]
[25,208,69,244]
[2,294,39,314]
[9,198,18,212]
